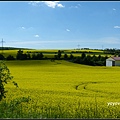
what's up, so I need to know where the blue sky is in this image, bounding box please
[0,1,120,49]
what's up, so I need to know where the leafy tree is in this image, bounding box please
[85,55,93,65]
[0,61,18,101]
[31,53,36,60]
[118,53,120,57]
[39,53,44,59]
[16,49,23,60]
[92,55,99,62]
[0,54,5,60]
[57,50,61,59]
[6,55,15,60]
[98,55,102,60]
[81,52,86,59]
[22,54,28,60]
[27,53,31,60]
[73,56,81,63]
[36,53,44,60]
[16,50,29,60]
[69,54,74,60]
[64,53,68,60]
[54,55,58,60]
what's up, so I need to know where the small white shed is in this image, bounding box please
[106,57,120,66]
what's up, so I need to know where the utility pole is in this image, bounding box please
[102,45,104,50]
[1,38,5,54]
[77,44,80,50]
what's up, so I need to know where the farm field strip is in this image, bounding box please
[5,60,120,98]
[1,60,120,118]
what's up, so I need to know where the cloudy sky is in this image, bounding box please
[0,1,120,49]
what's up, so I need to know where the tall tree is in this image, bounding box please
[16,49,23,60]
[81,52,86,59]
[57,50,61,59]
[69,54,74,60]
[64,53,68,60]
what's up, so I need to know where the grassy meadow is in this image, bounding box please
[0,58,120,118]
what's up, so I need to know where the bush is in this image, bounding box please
[0,61,18,101]
[0,54,5,60]
[6,55,15,60]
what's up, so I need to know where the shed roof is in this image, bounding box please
[111,57,120,61]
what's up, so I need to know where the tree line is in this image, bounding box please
[72,53,108,66]
[103,48,120,56]
[0,49,108,66]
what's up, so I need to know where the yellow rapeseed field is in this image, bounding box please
[1,60,120,118]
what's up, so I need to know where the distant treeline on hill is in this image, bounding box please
[0,49,109,66]
[0,47,33,50]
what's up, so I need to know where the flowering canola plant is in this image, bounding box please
[1,60,120,118]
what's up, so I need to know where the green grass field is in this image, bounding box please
[0,60,120,118]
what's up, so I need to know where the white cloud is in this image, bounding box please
[18,26,34,31]
[70,6,76,9]
[18,26,26,30]
[75,6,78,8]
[43,1,57,8]
[66,29,70,32]
[34,35,39,38]
[78,4,81,7]
[28,1,41,6]
[28,1,64,8]
[57,3,64,8]
[114,26,120,29]
[113,8,116,11]
[21,27,26,29]
[69,4,81,9]
[42,1,64,8]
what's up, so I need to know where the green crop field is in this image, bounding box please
[0,60,120,118]
[0,49,111,59]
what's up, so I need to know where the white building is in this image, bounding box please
[106,57,120,66]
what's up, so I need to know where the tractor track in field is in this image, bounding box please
[75,82,98,90]
[75,81,120,98]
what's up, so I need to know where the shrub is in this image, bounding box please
[0,61,18,101]
[6,55,15,60]
[0,54,5,60]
